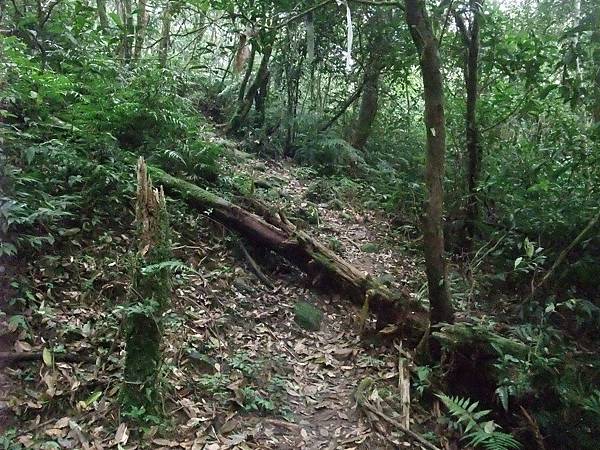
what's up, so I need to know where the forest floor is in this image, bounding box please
[1,143,445,449]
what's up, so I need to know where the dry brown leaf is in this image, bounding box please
[55,417,71,428]
[14,340,32,352]
[114,423,129,445]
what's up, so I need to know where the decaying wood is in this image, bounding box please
[361,400,443,450]
[237,239,274,289]
[147,165,428,335]
[397,343,411,430]
[355,376,441,450]
[122,157,171,414]
[0,352,95,364]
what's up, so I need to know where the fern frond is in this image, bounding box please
[437,393,521,450]
[582,390,600,416]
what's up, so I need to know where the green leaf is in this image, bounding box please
[524,238,534,257]
[42,347,54,367]
[83,390,102,407]
[109,12,123,28]
[483,420,496,433]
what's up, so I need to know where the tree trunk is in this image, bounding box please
[455,0,481,254]
[96,0,109,32]
[119,0,134,64]
[254,68,270,128]
[592,4,600,124]
[122,157,172,417]
[319,80,365,132]
[158,1,173,68]
[133,0,148,61]
[348,11,389,150]
[405,0,454,327]
[238,45,256,104]
[228,40,274,134]
[146,164,428,337]
[348,64,382,149]
[282,24,305,156]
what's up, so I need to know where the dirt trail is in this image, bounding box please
[166,154,427,449]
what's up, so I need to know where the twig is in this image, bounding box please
[0,352,94,364]
[535,208,600,293]
[519,406,546,450]
[481,87,534,133]
[437,0,455,48]
[237,240,275,289]
[263,418,302,429]
[271,0,334,30]
[95,317,125,378]
[361,400,442,450]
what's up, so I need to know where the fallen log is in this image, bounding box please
[147,165,428,336]
[0,352,95,365]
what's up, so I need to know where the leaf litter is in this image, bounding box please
[2,148,438,449]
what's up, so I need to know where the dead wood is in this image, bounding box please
[361,400,443,450]
[0,352,95,365]
[147,165,428,336]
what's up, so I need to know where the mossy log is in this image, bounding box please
[433,323,529,358]
[147,165,427,336]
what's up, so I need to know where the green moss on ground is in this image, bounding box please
[294,301,323,331]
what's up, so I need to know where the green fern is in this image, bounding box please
[295,131,365,173]
[582,390,600,416]
[437,394,521,450]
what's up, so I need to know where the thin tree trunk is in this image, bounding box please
[254,68,270,128]
[120,0,134,64]
[535,208,600,293]
[455,0,481,254]
[592,4,600,124]
[96,0,109,32]
[348,63,382,149]
[228,41,274,134]
[133,0,148,61]
[238,45,256,104]
[348,11,387,150]
[158,1,173,67]
[405,0,454,327]
[319,80,365,132]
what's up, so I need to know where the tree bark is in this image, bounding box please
[348,63,382,149]
[119,0,134,64]
[133,0,149,61]
[158,1,173,67]
[455,0,481,254]
[228,40,274,134]
[96,0,109,32]
[146,164,427,336]
[405,0,454,326]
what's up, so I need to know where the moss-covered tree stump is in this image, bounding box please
[121,157,172,419]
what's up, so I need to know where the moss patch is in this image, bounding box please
[294,302,323,331]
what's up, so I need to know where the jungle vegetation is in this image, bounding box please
[1,0,599,448]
